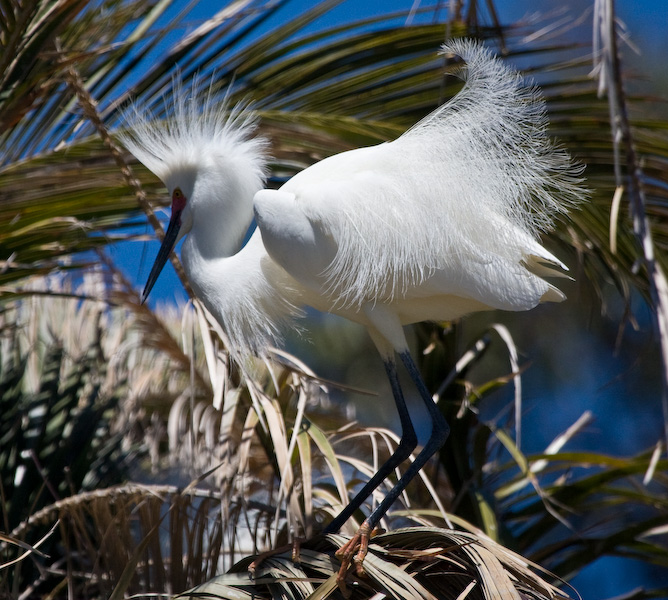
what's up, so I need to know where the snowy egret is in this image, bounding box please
[120,39,584,576]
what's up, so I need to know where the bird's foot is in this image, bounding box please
[334,521,383,589]
[248,538,302,578]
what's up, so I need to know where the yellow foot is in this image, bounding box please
[334,521,384,591]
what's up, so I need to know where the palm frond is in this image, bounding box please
[187,527,572,600]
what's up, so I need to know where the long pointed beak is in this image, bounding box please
[141,209,182,304]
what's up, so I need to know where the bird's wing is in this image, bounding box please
[284,145,565,310]
[264,142,443,308]
[255,184,565,320]
[256,146,549,315]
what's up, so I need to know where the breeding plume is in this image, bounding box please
[120,39,584,576]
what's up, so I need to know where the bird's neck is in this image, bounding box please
[182,230,301,356]
[178,140,267,260]
[191,205,253,260]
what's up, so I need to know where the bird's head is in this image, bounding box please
[117,78,268,304]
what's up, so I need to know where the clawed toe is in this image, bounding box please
[333,521,376,589]
[248,538,302,578]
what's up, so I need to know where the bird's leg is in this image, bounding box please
[328,357,418,584]
[324,357,418,536]
[336,350,450,579]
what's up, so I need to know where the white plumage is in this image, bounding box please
[121,40,582,358]
[119,39,585,574]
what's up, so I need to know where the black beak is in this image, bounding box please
[141,209,182,304]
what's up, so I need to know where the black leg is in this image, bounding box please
[360,350,450,533]
[323,357,418,534]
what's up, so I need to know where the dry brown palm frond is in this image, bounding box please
[185,526,573,600]
[7,483,229,597]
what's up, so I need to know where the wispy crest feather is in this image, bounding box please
[118,77,266,185]
[321,39,585,308]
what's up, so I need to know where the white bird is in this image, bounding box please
[119,39,584,577]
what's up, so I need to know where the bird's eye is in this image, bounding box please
[172,187,186,210]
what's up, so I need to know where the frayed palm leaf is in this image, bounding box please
[185,527,572,600]
[9,484,230,597]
